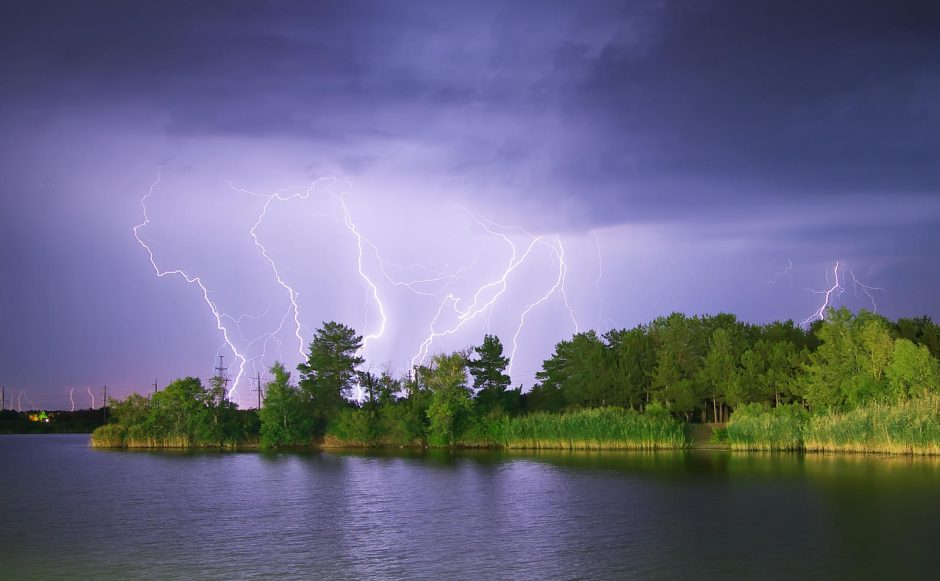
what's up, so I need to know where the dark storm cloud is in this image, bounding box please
[559,1,940,220]
[2,0,938,224]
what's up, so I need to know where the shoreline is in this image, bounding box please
[87,437,940,457]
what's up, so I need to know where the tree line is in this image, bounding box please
[94,309,940,449]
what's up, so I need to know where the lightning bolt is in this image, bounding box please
[801,261,886,327]
[507,236,579,376]
[138,171,595,401]
[770,259,793,285]
[849,270,885,312]
[223,177,334,362]
[555,237,580,334]
[802,261,844,327]
[331,187,387,359]
[134,170,246,400]
[17,391,24,412]
[592,230,608,331]
[87,387,96,410]
[68,387,75,412]
[410,216,543,368]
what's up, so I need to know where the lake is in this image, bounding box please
[2,435,939,579]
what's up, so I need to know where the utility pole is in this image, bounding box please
[214,355,228,400]
[252,373,263,409]
[153,379,158,396]
[102,385,108,420]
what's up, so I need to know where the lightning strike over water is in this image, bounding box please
[507,237,578,376]
[134,171,247,400]
[554,238,580,335]
[224,177,333,363]
[68,387,75,412]
[410,220,543,368]
[332,188,388,359]
[135,171,607,402]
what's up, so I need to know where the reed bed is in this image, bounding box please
[500,408,687,450]
[725,403,807,451]
[805,395,940,455]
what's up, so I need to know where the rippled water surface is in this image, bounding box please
[2,435,940,579]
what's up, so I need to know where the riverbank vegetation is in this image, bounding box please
[93,308,940,454]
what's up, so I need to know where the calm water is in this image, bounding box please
[2,435,940,580]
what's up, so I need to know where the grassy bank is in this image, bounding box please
[325,407,688,450]
[498,408,687,450]
[725,404,807,451]
[805,396,940,455]
[724,396,940,455]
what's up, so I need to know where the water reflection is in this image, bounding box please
[3,436,939,580]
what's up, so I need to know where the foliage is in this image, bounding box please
[725,403,808,450]
[258,362,307,447]
[91,376,255,448]
[804,395,940,455]
[467,334,512,413]
[297,321,363,431]
[500,408,687,450]
[422,352,474,446]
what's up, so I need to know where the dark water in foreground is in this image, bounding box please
[2,436,940,580]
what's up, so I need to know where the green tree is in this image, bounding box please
[467,334,511,412]
[297,321,364,432]
[605,326,655,409]
[150,377,206,445]
[423,352,473,446]
[887,339,940,400]
[259,362,306,447]
[895,316,940,359]
[650,313,702,418]
[701,328,739,420]
[199,374,238,445]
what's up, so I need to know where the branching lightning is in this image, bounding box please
[135,170,598,403]
[330,185,388,358]
[801,261,843,327]
[507,236,579,376]
[223,177,332,362]
[801,261,884,327]
[134,170,247,399]
[410,211,544,368]
[849,270,885,312]
[87,387,96,410]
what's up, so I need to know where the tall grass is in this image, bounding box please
[90,423,127,448]
[91,423,254,449]
[500,408,687,450]
[725,403,807,451]
[805,395,940,455]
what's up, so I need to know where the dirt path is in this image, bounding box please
[688,423,729,450]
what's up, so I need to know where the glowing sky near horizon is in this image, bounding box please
[1,1,939,407]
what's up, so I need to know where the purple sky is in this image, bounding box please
[2,1,939,409]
